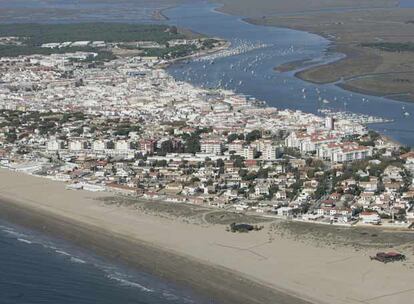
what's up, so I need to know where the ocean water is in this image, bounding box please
[0,220,208,304]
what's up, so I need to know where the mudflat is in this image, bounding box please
[215,0,396,16]
[217,0,414,102]
[1,169,414,304]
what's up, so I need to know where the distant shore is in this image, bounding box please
[151,8,170,21]
[1,168,414,303]
[241,10,414,103]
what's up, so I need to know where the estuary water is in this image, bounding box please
[399,0,414,8]
[0,219,206,304]
[165,3,414,146]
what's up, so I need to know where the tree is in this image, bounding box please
[245,130,261,143]
[6,132,17,143]
[269,185,279,198]
[169,26,178,35]
[160,140,173,154]
[232,155,244,168]
[227,133,239,143]
[216,158,225,168]
[257,168,269,179]
[185,134,200,154]
[155,160,167,167]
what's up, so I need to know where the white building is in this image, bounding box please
[243,146,256,160]
[200,140,223,155]
[47,138,64,152]
[262,145,280,160]
[228,140,244,155]
[92,140,106,152]
[325,116,335,130]
[360,211,381,224]
[69,140,85,151]
[318,142,372,163]
[285,131,337,153]
[115,140,130,152]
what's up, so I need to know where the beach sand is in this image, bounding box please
[1,168,414,304]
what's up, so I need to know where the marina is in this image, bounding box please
[165,2,414,146]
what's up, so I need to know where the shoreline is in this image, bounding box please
[1,169,414,303]
[151,8,170,21]
[160,39,232,68]
[0,169,312,304]
[242,17,414,104]
[0,199,309,304]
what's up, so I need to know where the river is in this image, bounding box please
[165,2,414,146]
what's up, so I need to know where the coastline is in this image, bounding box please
[160,39,232,68]
[2,169,414,304]
[0,169,312,304]
[0,198,305,304]
[151,8,170,21]
[239,8,414,103]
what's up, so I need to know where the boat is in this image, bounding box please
[322,99,330,104]
[403,111,410,117]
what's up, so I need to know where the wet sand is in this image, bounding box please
[1,169,414,304]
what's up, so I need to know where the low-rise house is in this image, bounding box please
[359,177,378,192]
[360,211,381,224]
[276,206,294,217]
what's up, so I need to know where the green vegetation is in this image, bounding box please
[0,45,115,61]
[361,42,414,53]
[201,39,220,49]
[245,130,262,143]
[0,23,184,45]
[228,223,263,233]
[0,23,220,61]
[0,23,186,61]
[142,44,197,59]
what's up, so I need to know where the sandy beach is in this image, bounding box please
[1,169,414,304]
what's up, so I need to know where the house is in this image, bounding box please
[384,182,403,193]
[277,206,294,217]
[275,190,287,200]
[255,184,270,196]
[317,207,330,216]
[165,182,183,194]
[188,196,207,205]
[359,191,375,206]
[384,166,403,181]
[360,211,381,224]
[321,199,335,208]
[359,177,378,192]
[106,183,137,195]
